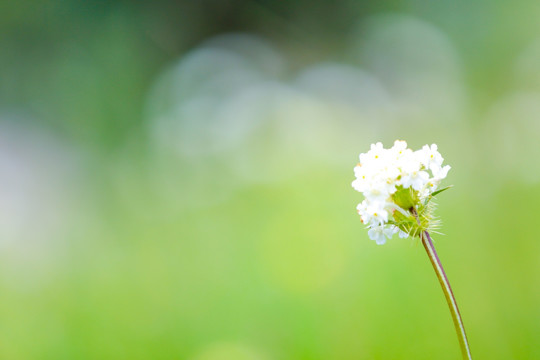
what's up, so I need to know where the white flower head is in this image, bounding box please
[353,140,451,245]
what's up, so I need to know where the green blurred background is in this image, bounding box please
[1,0,540,359]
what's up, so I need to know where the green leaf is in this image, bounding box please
[431,185,453,197]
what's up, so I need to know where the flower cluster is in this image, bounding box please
[352,140,451,245]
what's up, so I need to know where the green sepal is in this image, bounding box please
[392,208,426,238]
[391,186,418,210]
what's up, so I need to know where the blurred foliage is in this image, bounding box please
[1,0,540,359]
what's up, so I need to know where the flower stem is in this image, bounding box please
[421,230,472,359]
[410,208,472,359]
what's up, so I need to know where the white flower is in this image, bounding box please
[392,140,408,152]
[418,144,444,171]
[365,202,389,226]
[352,165,370,192]
[398,229,409,238]
[432,164,451,180]
[360,142,385,164]
[367,225,395,245]
[353,140,451,244]
[363,183,391,203]
[356,200,369,223]
[401,169,430,191]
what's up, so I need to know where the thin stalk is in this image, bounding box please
[421,230,472,360]
[411,208,472,359]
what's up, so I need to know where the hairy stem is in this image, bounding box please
[410,208,472,359]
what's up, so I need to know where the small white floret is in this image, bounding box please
[367,225,394,245]
[419,144,444,171]
[401,170,430,191]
